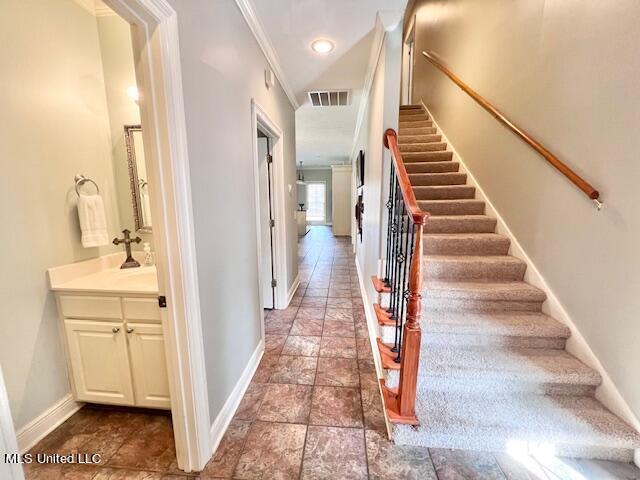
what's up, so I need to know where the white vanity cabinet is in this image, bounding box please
[56,294,170,409]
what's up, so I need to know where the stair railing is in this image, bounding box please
[379,128,428,425]
[421,50,602,209]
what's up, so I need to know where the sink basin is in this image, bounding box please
[110,267,158,289]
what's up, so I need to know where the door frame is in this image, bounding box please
[104,0,211,472]
[251,99,288,316]
[401,17,416,105]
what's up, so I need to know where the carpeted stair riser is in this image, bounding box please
[400,104,422,110]
[404,151,453,162]
[400,142,448,152]
[425,233,511,256]
[413,185,475,200]
[409,172,467,186]
[399,126,437,135]
[405,162,460,174]
[418,199,485,215]
[424,255,526,281]
[399,134,442,144]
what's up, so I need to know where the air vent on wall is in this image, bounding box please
[307,90,351,107]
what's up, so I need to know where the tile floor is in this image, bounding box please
[21,226,640,479]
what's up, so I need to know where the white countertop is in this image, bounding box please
[48,253,159,295]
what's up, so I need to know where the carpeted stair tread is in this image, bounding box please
[399,126,437,135]
[398,134,442,144]
[392,391,640,461]
[409,172,466,186]
[413,185,475,200]
[400,142,448,152]
[425,233,510,255]
[425,280,546,302]
[405,161,460,174]
[386,345,601,396]
[426,215,497,233]
[379,311,569,349]
[424,255,526,281]
[418,199,485,215]
[403,151,453,162]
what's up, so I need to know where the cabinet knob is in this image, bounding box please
[126,327,134,334]
[112,327,120,333]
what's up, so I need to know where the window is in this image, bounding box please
[306,182,326,223]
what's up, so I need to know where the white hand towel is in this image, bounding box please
[77,194,109,248]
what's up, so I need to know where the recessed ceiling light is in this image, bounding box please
[311,39,334,54]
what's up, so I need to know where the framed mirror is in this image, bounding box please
[124,124,152,232]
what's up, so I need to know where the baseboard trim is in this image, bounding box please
[420,99,640,439]
[354,256,393,438]
[286,274,300,308]
[17,395,83,453]
[208,339,264,457]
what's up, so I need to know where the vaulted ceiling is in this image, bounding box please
[251,0,407,167]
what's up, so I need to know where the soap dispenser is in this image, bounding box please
[143,242,154,267]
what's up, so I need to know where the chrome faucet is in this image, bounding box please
[113,229,142,269]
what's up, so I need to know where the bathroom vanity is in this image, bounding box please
[48,254,170,409]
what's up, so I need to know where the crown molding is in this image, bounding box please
[234,0,300,110]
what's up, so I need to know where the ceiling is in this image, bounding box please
[252,0,407,167]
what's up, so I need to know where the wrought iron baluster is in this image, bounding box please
[392,201,406,353]
[387,177,401,316]
[384,163,396,286]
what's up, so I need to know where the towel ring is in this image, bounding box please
[74,174,100,196]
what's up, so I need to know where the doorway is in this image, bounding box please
[257,131,276,309]
[306,182,328,224]
[251,100,288,312]
[401,20,416,105]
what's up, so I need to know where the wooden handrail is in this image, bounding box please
[384,129,429,224]
[421,51,602,207]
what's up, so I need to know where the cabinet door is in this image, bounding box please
[64,319,134,405]
[127,323,171,409]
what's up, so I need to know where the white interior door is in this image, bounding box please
[127,323,171,409]
[64,319,134,405]
[257,135,275,309]
[401,34,415,105]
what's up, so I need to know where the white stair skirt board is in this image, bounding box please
[419,100,640,446]
[16,395,83,453]
[209,340,264,458]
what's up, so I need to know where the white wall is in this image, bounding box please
[167,0,298,424]
[352,23,402,310]
[0,0,122,430]
[409,0,640,422]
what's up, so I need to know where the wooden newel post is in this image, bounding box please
[397,218,426,420]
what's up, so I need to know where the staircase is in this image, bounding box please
[376,104,640,461]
